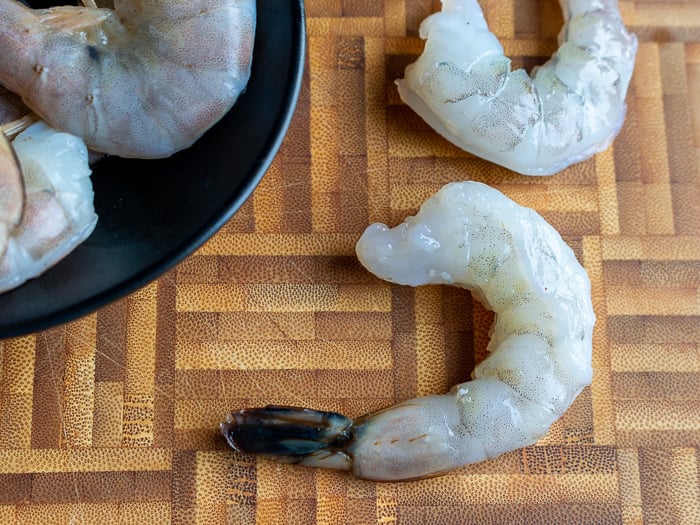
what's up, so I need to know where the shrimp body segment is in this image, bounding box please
[221,182,595,481]
[0,122,97,294]
[0,0,256,158]
[0,131,23,262]
[396,0,637,175]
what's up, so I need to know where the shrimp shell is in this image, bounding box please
[0,0,256,158]
[396,0,638,175]
[221,182,595,481]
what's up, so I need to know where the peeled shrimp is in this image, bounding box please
[396,0,638,176]
[0,121,97,293]
[220,181,595,481]
[0,0,256,158]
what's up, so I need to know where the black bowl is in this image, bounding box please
[0,0,306,338]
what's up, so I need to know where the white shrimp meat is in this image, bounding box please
[396,0,638,175]
[221,181,595,481]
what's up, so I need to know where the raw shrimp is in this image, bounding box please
[0,0,256,158]
[221,181,595,481]
[0,131,23,263]
[0,121,97,293]
[396,0,638,176]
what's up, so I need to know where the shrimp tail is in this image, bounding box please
[220,406,355,471]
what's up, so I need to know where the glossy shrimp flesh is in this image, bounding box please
[0,0,256,158]
[396,0,638,176]
[221,182,596,481]
[0,121,97,293]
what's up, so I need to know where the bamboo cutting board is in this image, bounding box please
[2,1,700,523]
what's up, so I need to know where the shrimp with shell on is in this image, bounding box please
[0,0,256,158]
[0,121,97,294]
[0,130,23,267]
[221,181,595,481]
[396,0,637,176]
[0,48,98,295]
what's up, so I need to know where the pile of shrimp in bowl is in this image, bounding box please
[0,0,257,295]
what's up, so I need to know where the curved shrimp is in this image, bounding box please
[0,0,256,158]
[220,181,595,481]
[396,0,637,176]
[0,121,97,294]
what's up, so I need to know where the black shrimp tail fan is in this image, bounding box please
[220,405,356,469]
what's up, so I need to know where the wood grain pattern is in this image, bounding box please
[2,0,700,523]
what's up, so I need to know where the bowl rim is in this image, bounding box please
[0,0,307,338]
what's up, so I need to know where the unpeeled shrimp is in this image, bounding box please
[220,182,595,481]
[0,131,23,263]
[396,0,637,176]
[0,121,97,293]
[0,0,256,158]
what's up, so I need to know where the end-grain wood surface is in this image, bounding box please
[2,1,700,523]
